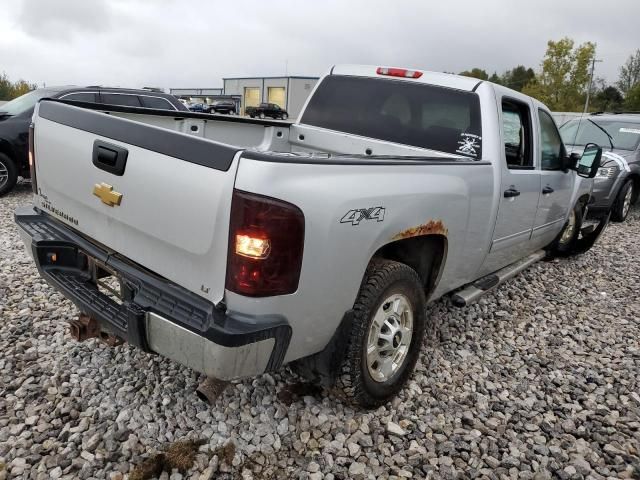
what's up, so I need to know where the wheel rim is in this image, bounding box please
[560,209,576,245]
[0,161,8,188]
[622,186,633,218]
[366,293,413,383]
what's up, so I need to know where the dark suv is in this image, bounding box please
[246,103,289,120]
[210,99,237,114]
[560,113,640,222]
[0,86,187,196]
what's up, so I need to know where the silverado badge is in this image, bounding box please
[93,183,123,207]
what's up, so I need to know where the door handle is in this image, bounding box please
[503,188,521,198]
[542,186,554,194]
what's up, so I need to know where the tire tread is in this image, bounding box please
[335,259,426,408]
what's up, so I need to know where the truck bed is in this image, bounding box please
[51,98,464,159]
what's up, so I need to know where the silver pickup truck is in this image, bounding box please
[16,65,606,407]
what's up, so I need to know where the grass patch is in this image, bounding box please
[130,438,209,478]
[213,441,236,466]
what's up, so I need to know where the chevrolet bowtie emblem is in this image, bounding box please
[93,183,123,207]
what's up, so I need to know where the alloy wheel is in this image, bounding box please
[366,293,414,383]
[560,209,576,245]
[622,186,633,219]
[0,161,8,189]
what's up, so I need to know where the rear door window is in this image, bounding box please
[100,93,142,107]
[501,99,534,169]
[140,96,176,110]
[300,75,483,158]
[60,92,98,103]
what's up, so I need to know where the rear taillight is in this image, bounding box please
[28,122,37,193]
[376,67,423,79]
[226,190,305,297]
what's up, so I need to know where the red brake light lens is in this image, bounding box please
[226,190,305,297]
[28,122,37,194]
[376,67,423,79]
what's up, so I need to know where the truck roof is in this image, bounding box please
[330,64,483,92]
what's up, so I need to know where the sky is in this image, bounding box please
[1,0,638,91]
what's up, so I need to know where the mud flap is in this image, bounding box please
[567,210,611,255]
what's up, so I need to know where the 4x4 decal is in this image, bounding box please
[340,207,386,225]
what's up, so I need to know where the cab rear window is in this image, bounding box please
[301,75,482,158]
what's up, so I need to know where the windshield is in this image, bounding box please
[560,118,640,151]
[301,75,483,158]
[0,89,61,116]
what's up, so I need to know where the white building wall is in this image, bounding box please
[287,78,319,119]
[223,77,319,117]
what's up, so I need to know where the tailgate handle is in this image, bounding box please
[93,140,128,176]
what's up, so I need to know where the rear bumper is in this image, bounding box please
[14,206,291,380]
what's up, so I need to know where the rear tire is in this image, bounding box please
[0,153,18,197]
[336,259,427,408]
[259,113,266,119]
[611,179,634,222]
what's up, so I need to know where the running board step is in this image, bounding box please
[451,250,547,308]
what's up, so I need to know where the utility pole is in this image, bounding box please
[584,58,603,114]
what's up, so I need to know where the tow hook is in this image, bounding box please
[68,313,101,342]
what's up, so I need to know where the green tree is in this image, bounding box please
[11,79,36,98]
[488,72,503,85]
[617,49,640,94]
[458,68,489,80]
[0,73,13,100]
[523,38,596,111]
[624,82,640,110]
[0,72,36,100]
[501,65,535,92]
[591,85,623,112]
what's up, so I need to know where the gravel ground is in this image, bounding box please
[1,184,639,480]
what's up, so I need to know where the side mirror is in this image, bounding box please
[575,143,602,178]
[568,152,582,170]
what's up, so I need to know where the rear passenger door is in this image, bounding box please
[532,109,573,245]
[487,98,541,269]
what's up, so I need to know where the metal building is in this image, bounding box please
[222,76,319,117]
[169,87,224,105]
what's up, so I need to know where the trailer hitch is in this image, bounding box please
[68,313,101,342]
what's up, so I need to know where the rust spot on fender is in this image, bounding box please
[392,219,448,240]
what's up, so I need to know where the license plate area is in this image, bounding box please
[93,261,124,305]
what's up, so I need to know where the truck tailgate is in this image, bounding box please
[33,101,240,303]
